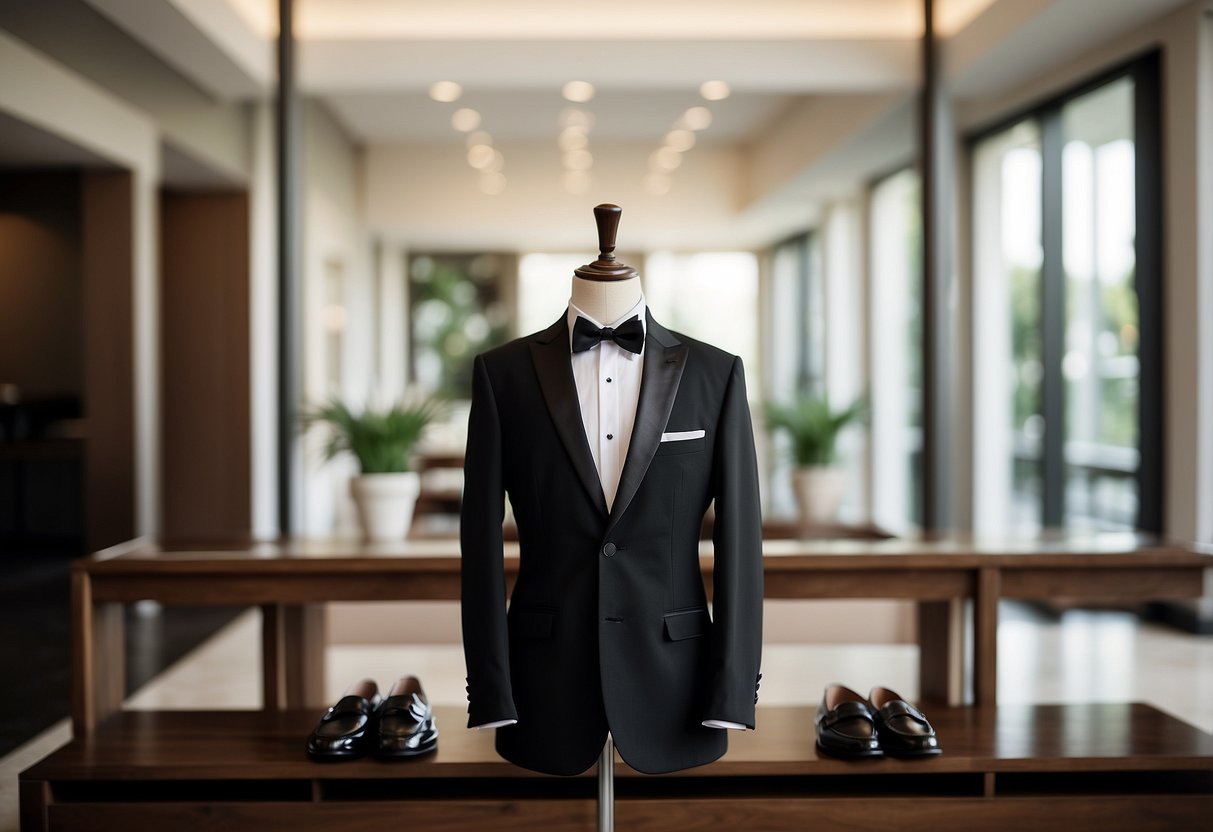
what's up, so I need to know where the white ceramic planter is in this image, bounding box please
[349,471,421,542]
[791,465,849,524]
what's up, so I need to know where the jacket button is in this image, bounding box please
[602,542,617,557]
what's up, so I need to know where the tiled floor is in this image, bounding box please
[2,602,1211,831]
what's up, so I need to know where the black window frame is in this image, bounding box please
[965,48,1164,533]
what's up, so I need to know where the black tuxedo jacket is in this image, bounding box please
[460,308,763,776]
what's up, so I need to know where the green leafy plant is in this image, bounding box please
[764,393,868,467]
[299,397,444,474]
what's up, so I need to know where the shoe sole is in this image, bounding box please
[815,739,883,759]
[373,737,439,759]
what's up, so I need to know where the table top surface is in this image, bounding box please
[22,703,1213,781]
[74,533,1210,574]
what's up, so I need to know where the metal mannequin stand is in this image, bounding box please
[598,736,615,832]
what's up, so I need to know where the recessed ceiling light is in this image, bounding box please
[482,148,505,173]
[451,108,481,132]
[700,80,730,101]
[429,81,463,103]
[651,147,682,171]
[558,127,589,151]
[467,144,496,169]
[643,173,672,196]
[466,130,492,148]
[563,149,593,170]
[664,129,696,152]
[680,106,712,131]
[563,170,591,195]
[559,108,595,130]
[562,81,595,103]
[480,171,506,195]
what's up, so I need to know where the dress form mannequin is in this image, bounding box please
[571,204,638,832]
[460,202,764,785]
[569,204,642,323]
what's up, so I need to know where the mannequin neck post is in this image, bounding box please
[569,275,644,326]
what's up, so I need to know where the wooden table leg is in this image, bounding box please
[19,779,50,832]
[917,599,965,706]
[974,567,1001,706]
[70,569,124,735]
[260,603,285,710]
[275,603,327,708]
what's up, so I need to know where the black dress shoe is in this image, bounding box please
[306,679,382,760]
[815,684,882,759]
[868,686,942,757]
[374,675,438,758]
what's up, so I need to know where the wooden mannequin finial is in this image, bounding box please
[574,203,639,281]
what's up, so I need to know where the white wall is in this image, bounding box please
[298,99,376,536]
[365,140,748,251]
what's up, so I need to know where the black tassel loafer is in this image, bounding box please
[374,675,438,758]
[306,678,382,760]
[868,686,942,757]
[815,683,883,759]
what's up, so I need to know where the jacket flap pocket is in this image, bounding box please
[511,608,554,639]
[663,608,711,641]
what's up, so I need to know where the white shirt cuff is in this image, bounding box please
[471,719,518,730]
[702,719,747,730]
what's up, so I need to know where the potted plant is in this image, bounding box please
[764,393,867,524]
[300,396,444,542]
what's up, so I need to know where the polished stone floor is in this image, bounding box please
[2,600,1211,832]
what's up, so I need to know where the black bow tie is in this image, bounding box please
[572,314,645,355]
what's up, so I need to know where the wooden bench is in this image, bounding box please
[69,534,1210,734]
[21,703,1213,831]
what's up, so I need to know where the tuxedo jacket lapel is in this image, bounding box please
[529,314,609,516]
[605,310,688,536]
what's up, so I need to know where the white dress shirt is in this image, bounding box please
[567,294,648,512]
[473,295,743,731]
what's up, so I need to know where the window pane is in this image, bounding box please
[1061,76,1139,531]
[643,251,761,392]
[517,253,585,336]
[408,253,511,398]
[869,168,922,531]
[973,119,1044,534]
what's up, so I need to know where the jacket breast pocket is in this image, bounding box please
[510,607,555,639]
[663,607,711,641]
[654,436,707,456]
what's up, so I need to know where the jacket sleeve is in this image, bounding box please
[460,352,518,728]
[703,355,764,728]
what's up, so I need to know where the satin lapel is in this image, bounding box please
[528,315,609,517]
[605,311,688,536]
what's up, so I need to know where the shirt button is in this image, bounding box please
[606,377,612,383]
[606,433,613,440]
[602,542,616,557]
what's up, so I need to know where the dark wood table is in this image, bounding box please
[23,703,1213,831]
[70,534,1210,736]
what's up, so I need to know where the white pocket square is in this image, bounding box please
[660,429,705,442]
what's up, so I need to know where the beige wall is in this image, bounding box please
[364,140,748,251]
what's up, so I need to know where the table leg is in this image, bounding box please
[917,599,964,705]
[284,603,327,708]
[70,570,124,735]
[974,567,1001,706]
[260,604,285,710]
[19,779,50,832]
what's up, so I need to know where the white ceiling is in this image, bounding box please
[324,89,794,145]
[59,0,1191,246]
